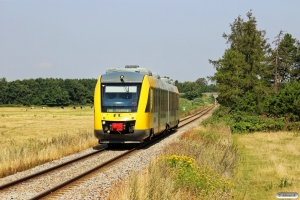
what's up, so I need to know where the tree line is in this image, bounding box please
[0,77,215,107]
[0,78,97,106]
[208,10,300,132]
[175,78,216,100]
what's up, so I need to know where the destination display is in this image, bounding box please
[106,108,132,112]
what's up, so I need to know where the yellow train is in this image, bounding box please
[94,65,179,146]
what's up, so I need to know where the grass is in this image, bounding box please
[106,121,238,200]
[232,131,300,199]
[105,104,300,199]
[0,106,97,178]
[179,95,215,118]
[0,96,214,180]
[0,106,93,144]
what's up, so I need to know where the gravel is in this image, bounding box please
[0,111,213,200]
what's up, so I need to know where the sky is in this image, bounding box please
[0,0,299,83]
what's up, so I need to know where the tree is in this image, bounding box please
[291,40,300,82]
[210,10,271,114]
[270,31,299,91]
[184,91,198,100]
[210,49,248,107]
[0,78,8,104]
[266,81,300,120]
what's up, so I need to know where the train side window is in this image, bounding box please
[154,89,157,112]
[145,88,151,113]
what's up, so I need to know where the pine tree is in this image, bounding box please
[270,32,299,91]
[210,10,271,114]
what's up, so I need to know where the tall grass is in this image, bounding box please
[232,131,300,199]
[0,97,211,179]
[106,122,238,199]
[180,99,204,118]
[0,130,97,178]
[0,106,97,178]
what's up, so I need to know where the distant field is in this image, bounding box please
[0,106,94,147]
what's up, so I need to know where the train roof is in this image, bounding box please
[106,65,153,76]
[105,65,175,85]
[102,65,177,92]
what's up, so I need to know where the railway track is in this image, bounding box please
[0,104,216,199]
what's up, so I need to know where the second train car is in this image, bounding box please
[94,65,179,146]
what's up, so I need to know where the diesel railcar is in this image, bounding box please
[94,65,179,146]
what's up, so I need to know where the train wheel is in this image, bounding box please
[165,123,170,133]
[107,143,115,149]
[150,129,154,140]
[149,129,154,140]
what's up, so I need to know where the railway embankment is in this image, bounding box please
[0,105,221,199]
[106,105,238,199]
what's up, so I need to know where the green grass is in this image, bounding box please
[179,95,214,118]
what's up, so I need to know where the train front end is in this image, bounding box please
[94,71,151,144]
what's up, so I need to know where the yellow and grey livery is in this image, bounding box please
[94,65,179,145]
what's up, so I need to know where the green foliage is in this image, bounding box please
[0,78,97,106]
[202,94,215,105]
[268,32,300,89]
[265,81,300,119]
[175,77,216,100]
[160,155,233,196]
[210,11,271,114]
[183,91,198,100]
[278,178,293,188]
[0,78,8,105]
[192,98,205,106]
[179,96,213,117]
[206,11,300,132]
[179,98,198,115]
[203,107,286,133]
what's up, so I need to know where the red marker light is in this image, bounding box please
[111,123,123,131]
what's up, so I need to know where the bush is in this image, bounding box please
[203,107,287,133]
[266,81,300,119]
[192,98,205,106]
[159,155,234,195]
[184,91,199,100]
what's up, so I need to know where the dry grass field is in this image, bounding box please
[233,131,300,199]
[0,106,97,178]
[0,107,94,145]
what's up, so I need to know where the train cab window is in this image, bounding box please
[101,83,141,112]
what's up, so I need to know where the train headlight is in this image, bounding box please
[102,121,106,125]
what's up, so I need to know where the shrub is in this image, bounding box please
[159,155,234,196]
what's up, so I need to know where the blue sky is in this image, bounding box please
[1,0,299,83]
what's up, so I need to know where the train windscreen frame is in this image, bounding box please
[101,83,141,112]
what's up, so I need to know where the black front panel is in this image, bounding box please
[102,120,136,134]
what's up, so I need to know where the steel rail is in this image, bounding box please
[29,147,138,200]
[179,105,215,123]
[29,104,217,200]
[0,146,106,190]
[0,104,216,199]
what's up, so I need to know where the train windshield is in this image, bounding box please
[101,83,141,112]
